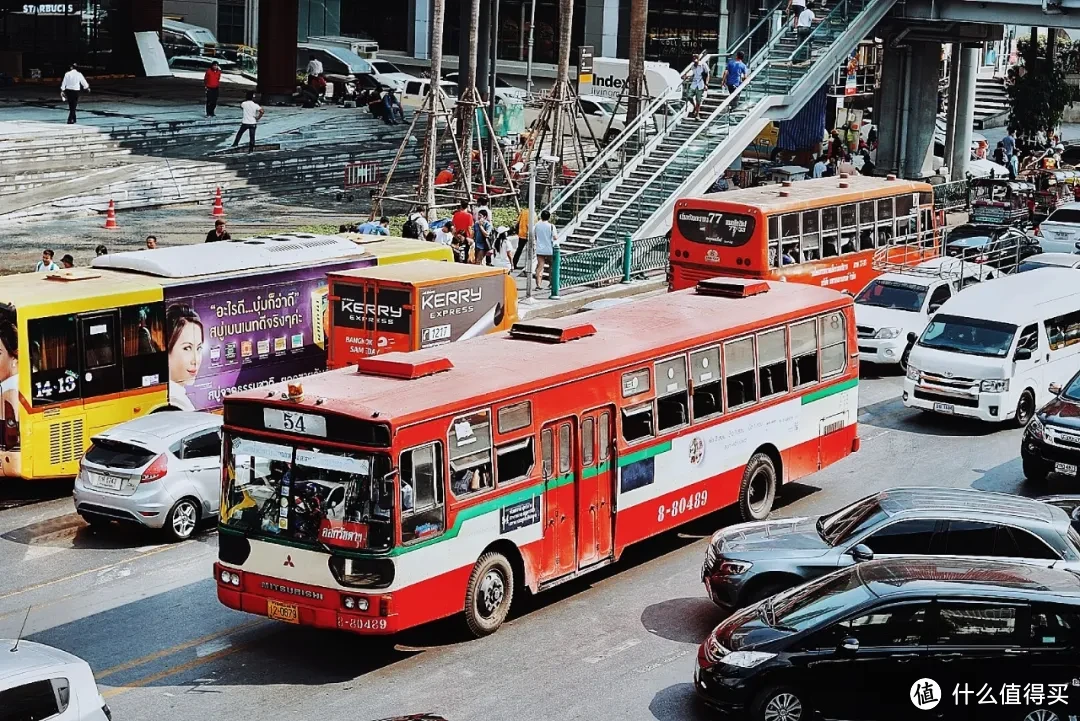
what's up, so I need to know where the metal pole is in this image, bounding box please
[489,0,500,179]
[526,0,537,96]
[527,167,537,299]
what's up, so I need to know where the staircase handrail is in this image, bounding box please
[578,62,769,245]
[786,0,856,63]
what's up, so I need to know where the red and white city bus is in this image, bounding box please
[215,278,859,637]
[669,175,938,295]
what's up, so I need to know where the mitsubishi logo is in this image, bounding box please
[283,555,295,567]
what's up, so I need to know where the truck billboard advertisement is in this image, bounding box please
[330,283,413,363]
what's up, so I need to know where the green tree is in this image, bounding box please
[1006,37,1080,138]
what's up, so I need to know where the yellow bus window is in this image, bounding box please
[28,315,79,406]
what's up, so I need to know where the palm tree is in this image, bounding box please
[626,0,648,122]
[460,0,482,191]
[421,0,447,218]
[551,0,574,162]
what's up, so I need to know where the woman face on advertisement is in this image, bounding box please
[0,322,17,384]
[169,320,204,386]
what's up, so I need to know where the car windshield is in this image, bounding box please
[221,435,393,551]
[817,494,887,545]
[947,232,993,249]
[371,60,403,74]
[918,313,1017,358]
[1062,371,1080,402]
[1018,260,1061,273]
[765,570,872,633]
[855,279,928,311]
[326,48,372,74]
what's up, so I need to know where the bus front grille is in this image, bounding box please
[49,419,84,466]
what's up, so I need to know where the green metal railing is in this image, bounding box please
[551,233,670,297]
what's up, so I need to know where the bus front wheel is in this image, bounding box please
[738,452,777,522]
[463,551,515,637]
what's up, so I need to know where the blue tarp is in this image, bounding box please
[777,84,829,152]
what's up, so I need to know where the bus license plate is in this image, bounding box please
[1055,462,1078,476]
[267,599,299,624]
[933,402,955,414]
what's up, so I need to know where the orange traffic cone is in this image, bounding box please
[210,187,225,218]
[103,199,119,230]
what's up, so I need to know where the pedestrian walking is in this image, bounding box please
[491,227,515,270]
[688,54,709,120]
[357,217,391,236]
[812,155,827,178]
[720,51,748,96]
[795,5,815,61]
[786,0,807,24]
[60,254,75,269]
[473,209,494,265]
[205,219,231,243]
[513,207,529,270]
[35,249,60,272]
[232,91,263,153]
[60,64,89,124]
[204,61,222,118]
[533,210,558,289]
[452,201,474,236]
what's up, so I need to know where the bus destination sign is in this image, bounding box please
[676,209,756,247]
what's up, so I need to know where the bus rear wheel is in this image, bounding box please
[463,551,515,637]
[738,452,777,522]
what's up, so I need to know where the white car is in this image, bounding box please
[444,72,526,102]
[855,257,997,367]
[401,78,459,109]
[1037,202,1080,254]
[0,640,110,720]
[367,58,420,92]
[1017,252,1080,272]
[73,412,223,541]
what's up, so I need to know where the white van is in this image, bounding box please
[855,257,997,367]
[401,78,459,109]
[903,268,1080,425]
[306,34,379,59]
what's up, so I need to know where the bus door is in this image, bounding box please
[77,311,123,399]
[540,419,577,581]
[576,407,615,568]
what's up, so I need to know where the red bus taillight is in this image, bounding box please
[141,454,168,483]
[379,595,393,617]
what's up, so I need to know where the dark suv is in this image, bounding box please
[703,487,1080,611]
[945,223,1042,273]
[695,557,1080,721]
[1023,371,1080,483]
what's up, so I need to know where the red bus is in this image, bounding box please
[215,278,859,637]
[669,175,938,295]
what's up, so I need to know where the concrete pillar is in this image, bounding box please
[901,41,941,179]
[258,0,299,103]
[412,0,431,60]
[245,0,260,48]
[601,0,619,57]
[942,43,962,175]
[719,0,731,56]
[950,46,978,181]
[874,44,905,175]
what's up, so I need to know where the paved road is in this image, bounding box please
[0,369,1060,721]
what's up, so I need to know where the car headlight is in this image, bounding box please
[874,327,902,339]
[704,544,717,569]
[722,651,777,668]
[716,560,753,576]
[906,364,921,382]
[1027,416,1045,440]
[704,635,728,663]
[980,379,1010,393]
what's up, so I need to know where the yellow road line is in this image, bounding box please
[95,619,266,680]
[0,544,177,602]
[102,640,255,699]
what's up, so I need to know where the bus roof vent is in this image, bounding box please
[509,321,597,343]
[886,174,897,181]
[45,269,103,282]
[355,355,454,379]
[696,278,770,298]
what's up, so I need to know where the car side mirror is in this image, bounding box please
[593,110,605,117]
[848,544,874,562]
[928,303,942,314]
[1015,348,1033,361]
[1050,382,1063,395]
[838,637,860,654]
[907,332,918,344]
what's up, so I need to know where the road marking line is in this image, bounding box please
[95,620,265,680]
[101,640,253,699]
[0,544,177,602]
[635,648,693,674]
[195,638,232,657]
[583,638,641,664]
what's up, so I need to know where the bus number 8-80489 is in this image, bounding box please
[657,490,708,522]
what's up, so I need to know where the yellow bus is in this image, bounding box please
[0,234,450,481]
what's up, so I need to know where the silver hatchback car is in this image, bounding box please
[73,412,223,541]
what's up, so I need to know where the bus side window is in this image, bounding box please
[822,206,839,259]
[858,200,876,252]
[839,203,857,254]
[598,412,611,462]
[581,418,595,466]
[781,213,800,264]
[724,337,757,409]
[448,410,494,498]
[820,312,848,377]
[496,437,535,485]
[28,315,81,407]
[801,210,821,261]
[621,403,654,444]
[768,216,781,268]
[757,328,789,398]
[541,428,554,478]
[876,197,894,247]
[689,347,723,421]
[654,356,689,433]
[120,303,166,391]
[400,442,444,544]
[791,319,819,387]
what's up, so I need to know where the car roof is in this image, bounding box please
[873,257,990,286]
[1023,253,1080,267]
[94,412,222,449]
[929,268,1080,325]
[878,487,1063,526]
[856,557,1080,600]
[947,223,1012,237]
[0,641,87,683]
[1049,201,1080,213]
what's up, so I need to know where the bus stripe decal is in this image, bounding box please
[617,441,673,468]
[581,461,612,479]
[801,377,858,405]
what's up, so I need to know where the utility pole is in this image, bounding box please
[488,0,501,179]
[525,0,537,95]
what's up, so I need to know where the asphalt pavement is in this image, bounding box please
[0,367,1059,721]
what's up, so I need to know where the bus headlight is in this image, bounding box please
[906,365,921,382]
[1027,416,1045,440]
[874,327,901,339]
[980,379,1009,393]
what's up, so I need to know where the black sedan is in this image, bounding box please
[944,223,1042,273]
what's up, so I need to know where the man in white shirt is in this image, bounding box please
[35,249,60,273]
[433,223,455,246]
[60,64,89,124]
[306,55,324,81]
[688,54,710,120]
[232,91,264,153]
[812,155,827,178]
[794,6,815,61]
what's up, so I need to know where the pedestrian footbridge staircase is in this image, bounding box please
[550,0,899,265]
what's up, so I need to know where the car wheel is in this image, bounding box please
[164,498,200,542]
[1023,710,1061,721]
[1022,454,1049,484]
[463,551,514,637]
[1014,389,1036,428]
[751,685,806,721]
[742,579,793,607]
[738,452,777,522]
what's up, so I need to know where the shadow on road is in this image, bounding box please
[858,395,1005,437]
[649,682,711,721]
[640,597,724,645]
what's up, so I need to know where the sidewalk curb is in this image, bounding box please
[520,278,667,320]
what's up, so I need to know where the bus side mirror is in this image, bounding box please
[1015,348,1033,361]
[907,332,918,344]
[1050,382,1063,395]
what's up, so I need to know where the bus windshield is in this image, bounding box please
[222,435,394,551]
[854,279,928,312]
[918,314,1017,358]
